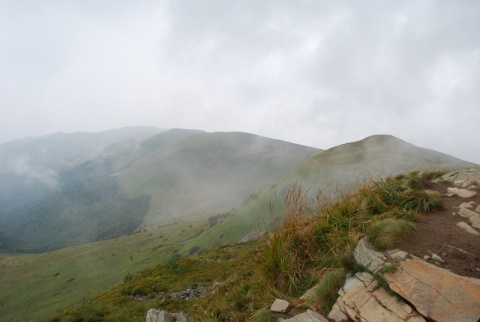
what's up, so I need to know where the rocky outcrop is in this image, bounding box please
[384,258,480,322]
[329,271,424,322]
[330,237,480,322]
[169,281,220,300]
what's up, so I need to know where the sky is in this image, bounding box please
[1,0,479,163]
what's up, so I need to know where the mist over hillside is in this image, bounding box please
[184,134,478,252]
[115,130,321,226]
[0,129,477,254]
[0,126,163,213]
[0,128,320,253]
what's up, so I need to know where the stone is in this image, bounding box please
[469,214,480,229]
[146,309,174,322]
[456,222,480,236]
[430,253,444,263]
[282,309,328,322]
[454,179,467,186]
[299,283,321,301]
[476,205,480,213]
[328,272,424,322]
[459,202,475,209]
[327,305,350,322]
[353,238,385,273]
[462,180,473,188]
[172,313,195,322]
[384,258,480,322]
[270,299,290,313]
[238,231,266,243]
[459,207,478,218]
[423,255,430,261]
[447,187,477,198]
[388,249,409,260]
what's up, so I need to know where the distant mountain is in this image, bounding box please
[0,128,320,253]
[187,135,478,250]
[115,130,322,226]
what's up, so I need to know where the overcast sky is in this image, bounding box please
[1,0,479,162]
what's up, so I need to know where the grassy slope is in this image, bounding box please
[181,135,477,253]
[44,170,447,322]
[115,131,321,226]
[1,134,477,321]
[0,216,209,322]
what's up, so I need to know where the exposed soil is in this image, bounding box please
[397,180,480,279]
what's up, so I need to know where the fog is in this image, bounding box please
[0,1,479,163]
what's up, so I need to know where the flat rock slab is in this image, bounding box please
[459,202,475,209]
[384,258,480,322]
[456,222,480,236]
[282,309,328,322]
[447,187,477,198]
[270,299,290,313]
[459,207,478,218]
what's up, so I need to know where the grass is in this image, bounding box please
[30,170,445,321]
[0,218,208,322]
[309,269,347,315]
[366,219,416,250]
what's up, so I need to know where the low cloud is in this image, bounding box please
[8,154,58,188]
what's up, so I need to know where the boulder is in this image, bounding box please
[383,258,480,322]
[270,299,290,313]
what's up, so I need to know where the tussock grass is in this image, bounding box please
[367,219,416,250]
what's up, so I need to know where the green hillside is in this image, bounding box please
[115,130,321,226]
[0,216,208,322]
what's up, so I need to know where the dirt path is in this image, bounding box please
[397,179,480,279]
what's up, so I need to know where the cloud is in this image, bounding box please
[0,0,479,163]
[8,154,58,188]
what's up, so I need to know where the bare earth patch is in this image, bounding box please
[397,180,480,279]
